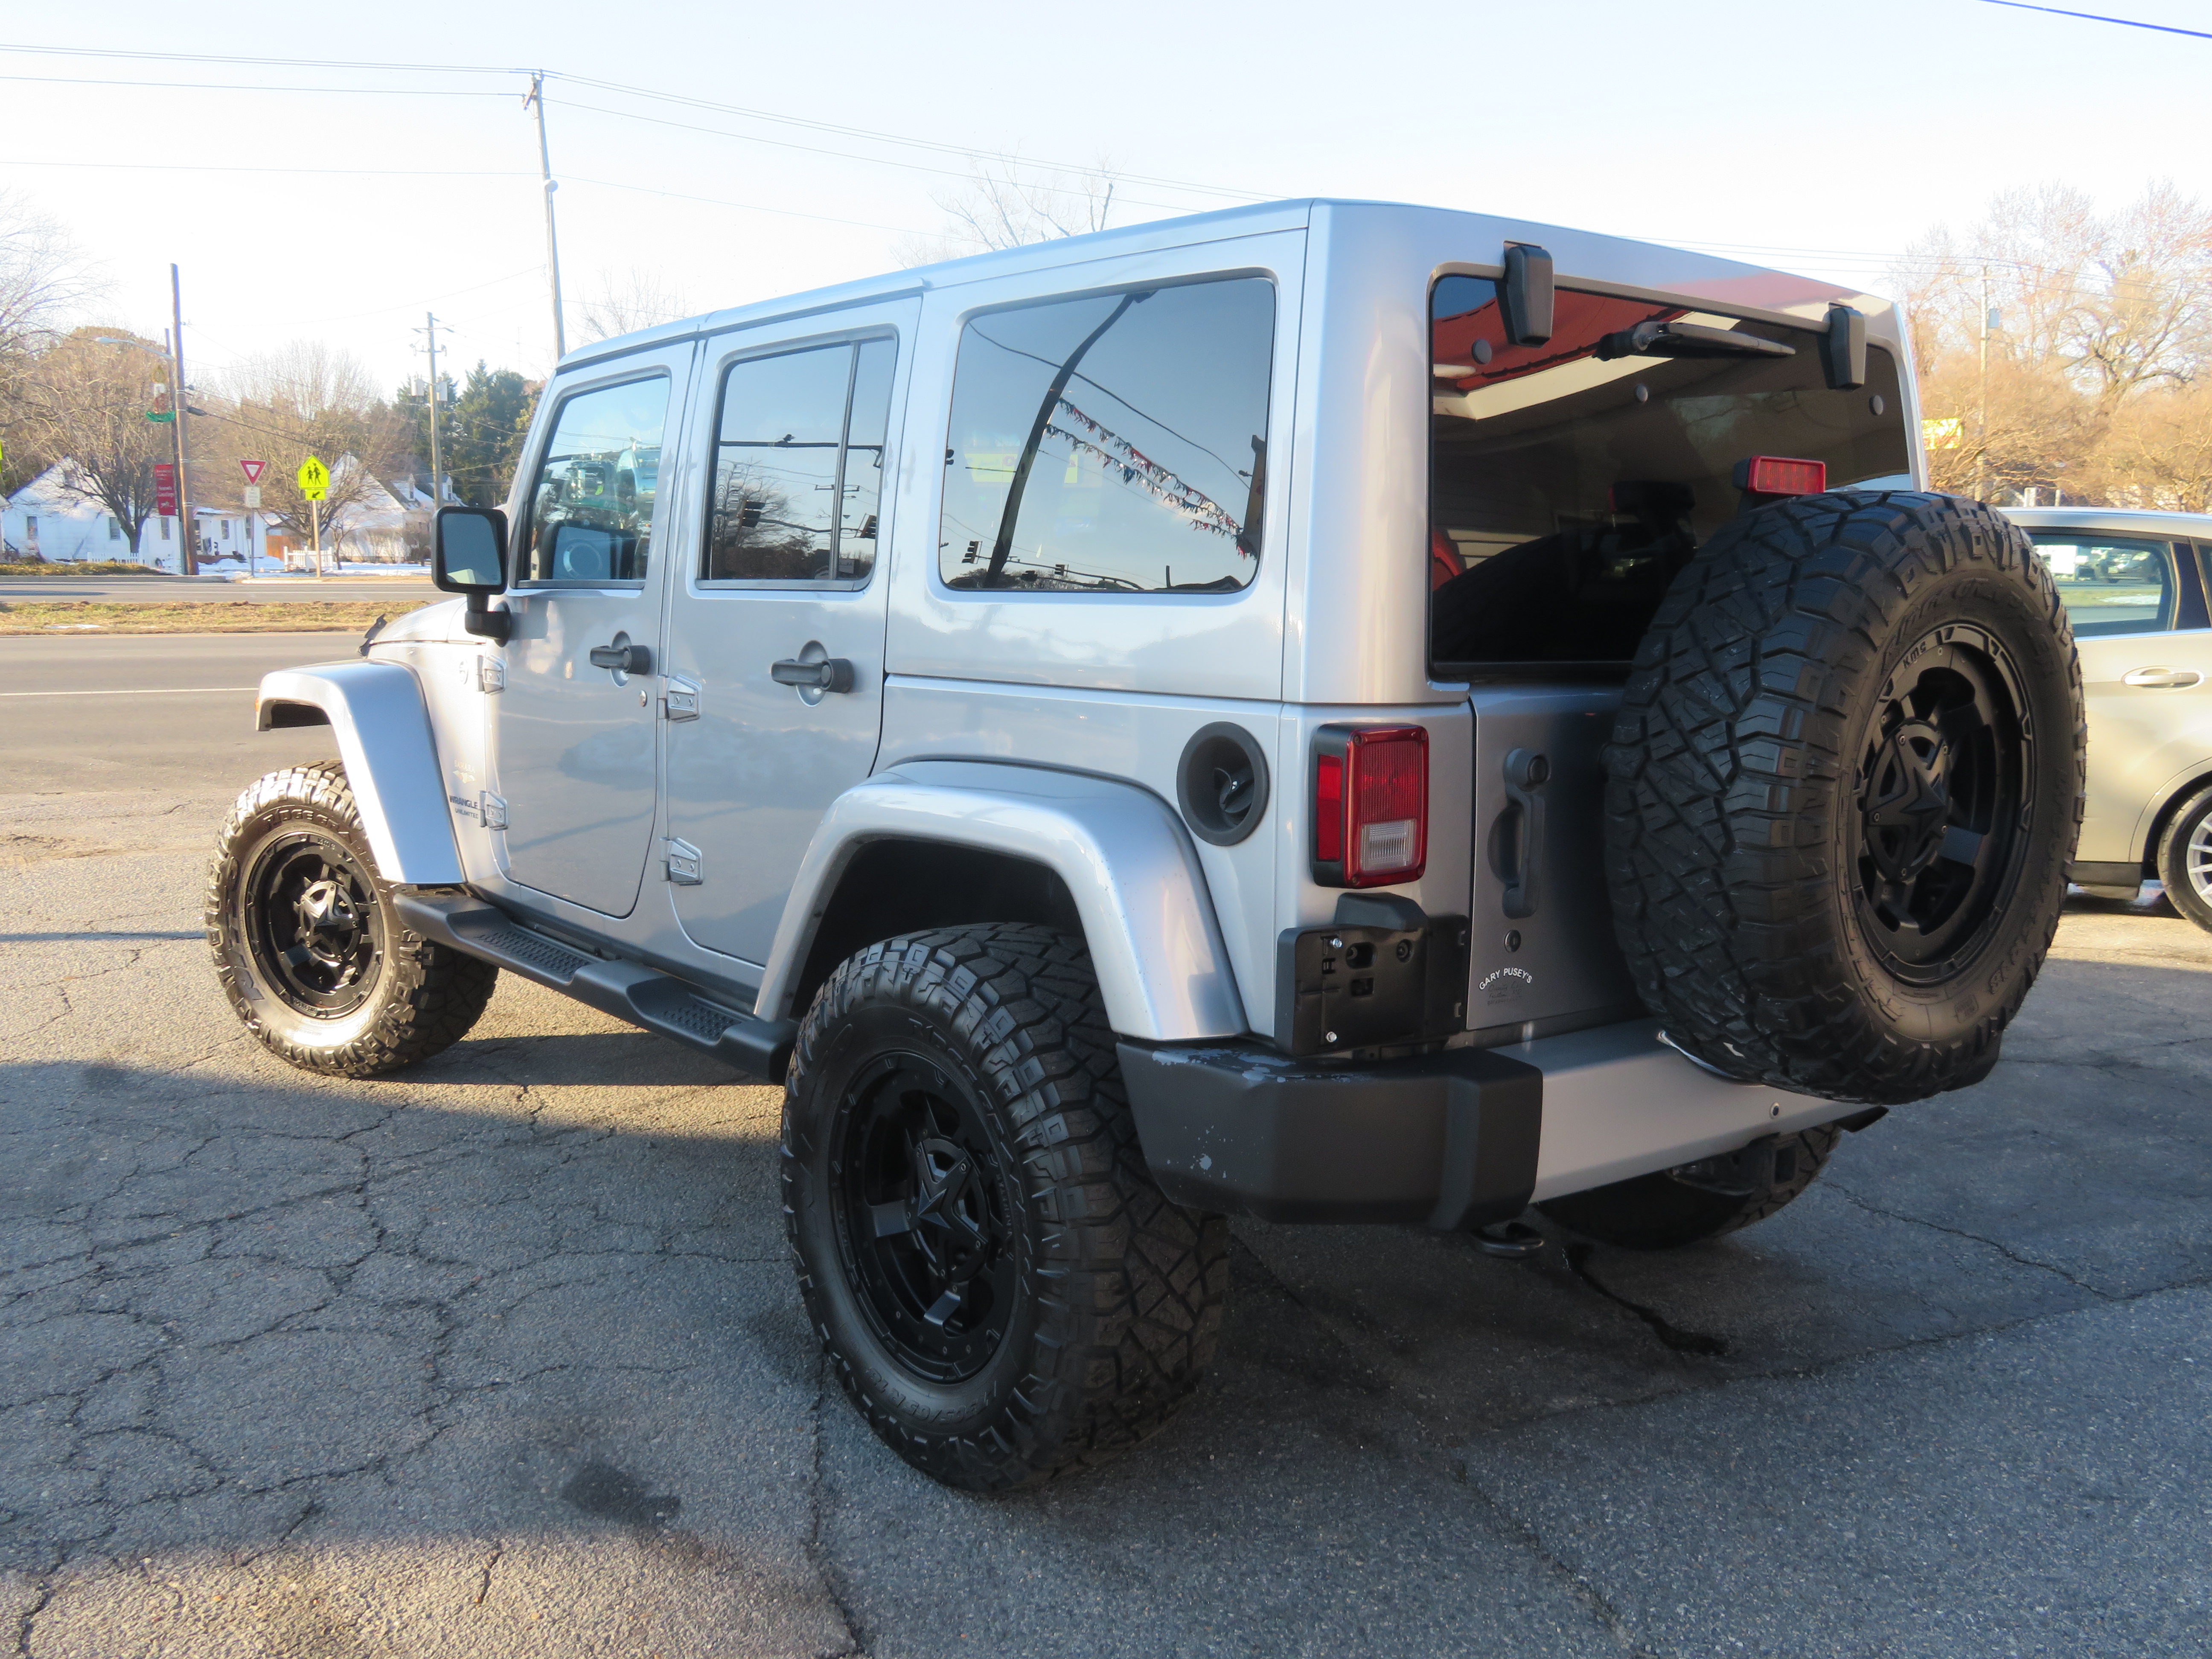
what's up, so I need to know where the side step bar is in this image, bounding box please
[393,891,796,1082]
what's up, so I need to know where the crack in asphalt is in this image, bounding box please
[1563,1243,1732,1357]
[1823,1178,2113,1295]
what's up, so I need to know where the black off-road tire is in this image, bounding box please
[1540,1123,1842,1250]
[2153,782,2212,934]
[1605,492,2085,1104]
[206,761,498,1077]
[783,924,1227,1493]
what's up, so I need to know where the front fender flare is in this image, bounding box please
[256,662,464,886]
[757,760,1248,1042]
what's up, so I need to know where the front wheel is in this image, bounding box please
[2154,782,2212,934]
[783,924,1227,1492]
[205,762,497,1076]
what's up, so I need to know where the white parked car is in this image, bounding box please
[2005,507,2212,930]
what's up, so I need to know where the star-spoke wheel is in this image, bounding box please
[242,829,385,1017]
[831,1052,1019,1385]
[1851,623,2037,985]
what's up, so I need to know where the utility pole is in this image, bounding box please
[1976,269,1991,503]
[524,73,567,361]
[168,265,194,576]
[414,312,446,510]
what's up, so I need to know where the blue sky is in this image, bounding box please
[6,0,2208,391]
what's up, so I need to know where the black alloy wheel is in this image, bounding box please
[207,761,498,1077]
[242,829,385,1017]
[783,923,1228,1491]
[1851,623,2034,984]
[831,1051,1021,1384]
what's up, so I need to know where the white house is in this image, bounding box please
[2,465,147,563]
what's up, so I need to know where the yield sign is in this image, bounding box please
[240,459,266,484]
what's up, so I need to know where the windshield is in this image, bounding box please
[1430,275,1909,667]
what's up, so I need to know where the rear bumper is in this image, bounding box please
[1120,1018,1852,1227]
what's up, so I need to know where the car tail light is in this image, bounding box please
[1311,725,1428,888]
[1734,455,1827,496]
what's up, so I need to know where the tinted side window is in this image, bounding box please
[521,377,669,584]
[704,338,897,585]
[2029,533,2174,636]
[939,277,1274,594]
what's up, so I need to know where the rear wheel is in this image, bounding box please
[2154,782,2212,934]
[205,762,497,1076]
[783,924,1226,1492]
[1540,1124,1841,1249]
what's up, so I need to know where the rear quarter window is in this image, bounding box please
[939,277,1274,594]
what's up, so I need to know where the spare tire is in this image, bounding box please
[1604,492,2084,1104]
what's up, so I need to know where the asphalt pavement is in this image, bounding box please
[0,634,345,793]
[0,576,436,604]
[1,634,2206,1658]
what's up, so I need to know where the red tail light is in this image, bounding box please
[1314,752,1344,862]
[1311,725,1428,888]
[1734,455,1826,496]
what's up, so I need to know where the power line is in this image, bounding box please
[0,71,513,95]
[0,42,1277,203]
[0,157,533,178]
[1978,1,2212,39]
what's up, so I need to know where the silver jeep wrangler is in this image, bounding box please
[207,200,2085,1491]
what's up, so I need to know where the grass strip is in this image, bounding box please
[0,599,438,635]
[0,562,168,577]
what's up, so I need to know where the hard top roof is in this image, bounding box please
[559,196,1880,370]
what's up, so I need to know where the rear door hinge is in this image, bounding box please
[662,674,701,721]
[665,838,702,884]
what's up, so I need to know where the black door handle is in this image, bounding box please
[588,642,652,674]
[1499,748,1548,920]
[770,657,856,693]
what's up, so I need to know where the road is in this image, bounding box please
[0,634,344,793]
[0,576,436,604]
[2,634,2206,1658]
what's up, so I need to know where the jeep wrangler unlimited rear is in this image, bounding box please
[208,201,2084,1492]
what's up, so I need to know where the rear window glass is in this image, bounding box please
[939,277,1274,594]
[1429,276,1909,667]
[2027,533,2174,636]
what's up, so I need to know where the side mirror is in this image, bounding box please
[433,506,511,643]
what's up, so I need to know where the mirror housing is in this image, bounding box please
[1820,305,1868,390]
[433,506,511,643]
[1499,243,1554,347]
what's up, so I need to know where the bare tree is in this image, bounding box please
[8,329,175,558]
[0,192,107,493]
[895,156,1119,268]
[212,343,407,559]
[576,268,692,344]
[1891,182,2212,504]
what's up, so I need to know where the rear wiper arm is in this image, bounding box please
[1596,320,1796,361]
